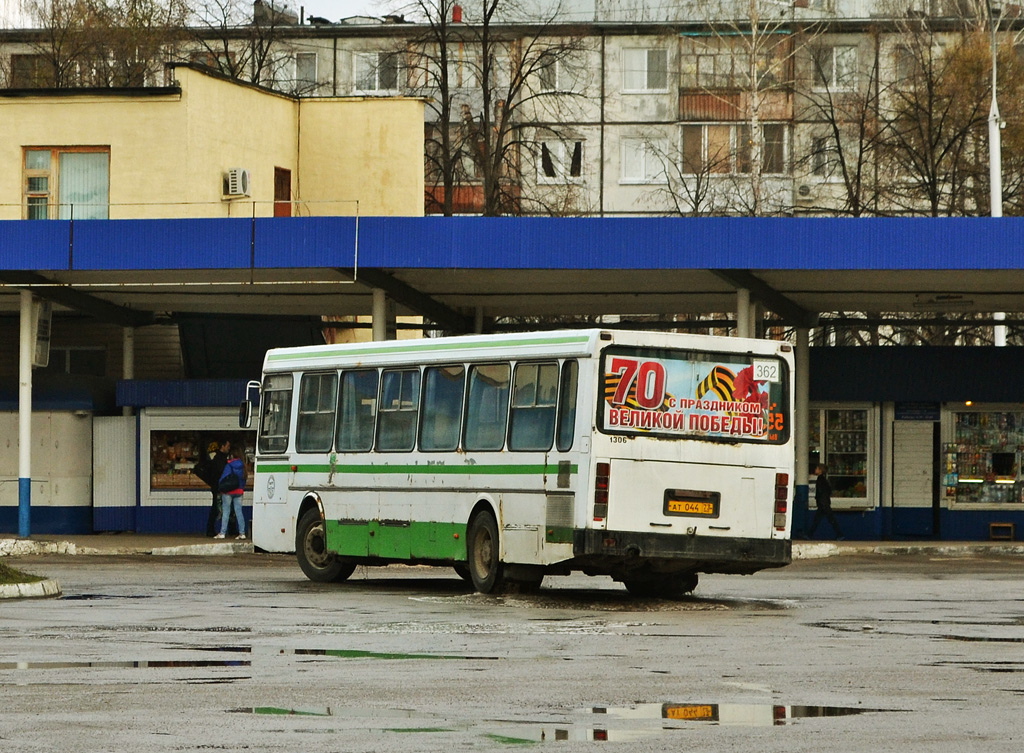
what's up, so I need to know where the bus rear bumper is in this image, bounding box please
[573,529,791,576]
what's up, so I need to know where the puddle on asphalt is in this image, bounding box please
[60,594,154,600]
[188,645,502,661]
[0,659,250,670]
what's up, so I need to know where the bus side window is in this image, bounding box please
[336,369,379,452]
[258,374,293,454]
[420,365,465,451]
[296,372,338,453]
[377,369,420,451]
[464,363,510,451]
[556,360,578,452]
[509,362,558,451]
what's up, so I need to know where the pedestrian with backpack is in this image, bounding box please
[215,447,247,540]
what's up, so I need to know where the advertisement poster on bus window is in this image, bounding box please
[600,349,787,443]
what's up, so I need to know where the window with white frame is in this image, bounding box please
[354,51,401,92]
[622,48,668,92]
[295,52,317,91]
[24,147,110,220]
[680,124,788,175]
[811,45,857,90]
[620,138,667,183]
[537,54,583,93]
[538,139,583,183]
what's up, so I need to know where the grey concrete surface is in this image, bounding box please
[1,553,1022,752]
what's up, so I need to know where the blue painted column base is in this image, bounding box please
[18,477,31,538]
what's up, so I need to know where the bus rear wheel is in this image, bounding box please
[467,511,505,594]
[296,508,355,583]
[623,572,698,600]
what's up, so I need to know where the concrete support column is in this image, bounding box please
[474,307,484,335]
[371,288,387,342]
[752,301,764,339]
[794,327,811,535]
[736,288,751,338]
[18,291,32,538]
[994,311,1006,347]
[122,327,135,417]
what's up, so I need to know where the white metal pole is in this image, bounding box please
[371,288,386,342]
[18,291,33,538]
[736,288,751,338]
[795,327,811,530]
[989,3,1008,345]
[122,327,135,416]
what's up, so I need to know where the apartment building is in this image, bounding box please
[0,2,1009,216]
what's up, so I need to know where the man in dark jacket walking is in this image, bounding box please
[808,463,844,540]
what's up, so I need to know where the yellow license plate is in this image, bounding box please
[664,704,716,720]
[666,499,715,515]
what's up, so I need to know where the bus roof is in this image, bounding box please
[262,329,792,372]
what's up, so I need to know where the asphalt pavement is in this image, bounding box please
[2,532,1023,600]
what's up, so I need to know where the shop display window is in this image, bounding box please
[809,407,870,503]
[945,411,1024,504]
[150,431,254,492]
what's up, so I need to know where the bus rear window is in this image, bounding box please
[598,347,788,444]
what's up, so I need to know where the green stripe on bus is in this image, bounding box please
[258,463,577,475]
[266,334,591,362]
[325,519,467,561]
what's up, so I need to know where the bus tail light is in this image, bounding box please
[594,462,610,521]
[774,472,789,530]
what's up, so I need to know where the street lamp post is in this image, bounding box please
[989,1,1003,219]
[989,2,1007,347]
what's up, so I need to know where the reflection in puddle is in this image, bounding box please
[590,702,887,727]
[0,660,250,670]
[227,701,895,741]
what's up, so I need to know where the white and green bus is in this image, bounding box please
[240,329,794,596]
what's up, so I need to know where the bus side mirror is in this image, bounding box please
[239,400,252,429]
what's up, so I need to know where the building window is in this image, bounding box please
[811,136,842,179]
[537,54,583,93]
[622,48,668,92]
[538,140,583,183]
[354,51,401,93]
[11,54,53,87]
[295,52,318,91]
[621,138,667,183]
[812,45,857,90]
[680,124,787,175]
[24,147,110,220]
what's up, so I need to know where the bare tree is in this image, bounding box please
[186,0,297,86]
[23,0,97,87]
[877,14,990,216]
[672,0,808,216]
[796,26,887,216]
[392,0,588,215]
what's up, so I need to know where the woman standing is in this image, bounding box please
[215,447,247,540]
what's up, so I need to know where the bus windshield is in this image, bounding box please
[598,346,788,444]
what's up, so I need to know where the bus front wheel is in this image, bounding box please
[467,511,505,594]
[296,508,356,583]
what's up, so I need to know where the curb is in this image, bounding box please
[151,542,254,556]
[0,578,62,600]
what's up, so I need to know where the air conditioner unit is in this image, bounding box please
[223,168,251,197]
[795,184,815,203]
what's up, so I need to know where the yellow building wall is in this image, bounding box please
[298,97,425,217]
[0,66,424,220]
